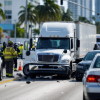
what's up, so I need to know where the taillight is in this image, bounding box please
[86,75,100,82]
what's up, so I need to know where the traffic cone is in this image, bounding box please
[18,62,22,71]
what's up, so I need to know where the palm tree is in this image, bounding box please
[18,3,37,36]
[0,3,6,21]
[0,27,4,43]
[62,9,73,21]
[35,0,61,28]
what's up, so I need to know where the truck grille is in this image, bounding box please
[38,54,59,62]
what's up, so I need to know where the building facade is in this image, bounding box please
[0,0,40,24]
[68,0,95,22]
[95,0,100,22]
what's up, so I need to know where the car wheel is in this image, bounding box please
[83,92,86,100]
[23,65,29,76]
[76,76,82,81]
[0,67,3,81]
[30,73,36,79]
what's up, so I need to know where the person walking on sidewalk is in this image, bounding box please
[13,43,20,71]
[3,41,17,78]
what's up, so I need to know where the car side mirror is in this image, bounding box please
[26,50,30,56]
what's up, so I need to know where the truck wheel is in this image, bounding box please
[0,67,3,81]
[66,69,71,79]
[23,65,29,76]
[30,74,36,79]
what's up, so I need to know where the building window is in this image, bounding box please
[5,1,12,5]
[6,15,12,19]
[5,10,12,14]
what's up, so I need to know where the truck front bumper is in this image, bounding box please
[29,63,69,76]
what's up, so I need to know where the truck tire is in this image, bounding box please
[30,73,36,79]
[65,69,71,79]
[0,67,3,81]
[23,65,29,76]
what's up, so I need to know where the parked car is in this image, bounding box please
[76,50,100,81]
[83,53,100,100]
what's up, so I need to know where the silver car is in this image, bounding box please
[83,53,100,100]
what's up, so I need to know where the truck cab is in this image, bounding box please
[23,22,80,79]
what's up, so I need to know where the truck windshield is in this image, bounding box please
[36,38,70,49]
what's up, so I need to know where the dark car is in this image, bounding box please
[76,50,100,81]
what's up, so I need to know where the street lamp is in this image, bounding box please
[25,0,28,38]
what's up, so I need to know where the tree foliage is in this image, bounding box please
[33,29,40,35]
[0,3,6,21]
[10,23,25,38]
[95,22,100,34]
[0,27,4,43]
[62,9,73,21]
[79,16,91,24]
[35,0,61,22]
[18,3,37,25]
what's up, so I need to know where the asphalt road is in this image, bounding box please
[0,76,83,100]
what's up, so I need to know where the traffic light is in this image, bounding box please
[61,0,63,5]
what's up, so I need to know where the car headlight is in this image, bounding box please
[77,65,83,69]
[61,59,69,63]
[30,56,36,62]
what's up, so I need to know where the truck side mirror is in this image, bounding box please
[26,50,30,56]
[30,38,32,49]
[63,49,67,53]
[71,39,73,49]
[76,39,80,48]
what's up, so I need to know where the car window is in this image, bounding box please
[83,52,100,61]
[94,56,100,68]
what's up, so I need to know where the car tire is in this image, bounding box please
[23,65,29,76]
[76,76,82,81]
[83,92,86,100]
[30,73,36,79]
[0,67,3,81]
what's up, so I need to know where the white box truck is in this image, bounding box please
[23,21,96,79]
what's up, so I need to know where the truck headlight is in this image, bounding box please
[61,59,69,63]
[77,65,83,69]
[30,56,36,62]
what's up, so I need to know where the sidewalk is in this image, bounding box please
[0,70,25,84]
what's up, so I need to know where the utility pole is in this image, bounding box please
[14,20,16,42]
[25,0,28,38]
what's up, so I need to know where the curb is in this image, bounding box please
[0,77,24,85]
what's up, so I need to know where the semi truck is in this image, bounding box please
[23,21,96,79]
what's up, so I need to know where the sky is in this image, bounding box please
[40,0,68,11]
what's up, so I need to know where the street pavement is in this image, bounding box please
[0,75,83,100]
[0,70,24,84]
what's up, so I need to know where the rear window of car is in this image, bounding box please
[94,56,100,68]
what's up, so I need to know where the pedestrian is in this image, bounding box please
[13,43,20,71]
[1,42,6,68]
[3,41,17,78]
[19,43,23,59]
[93,44,99,50]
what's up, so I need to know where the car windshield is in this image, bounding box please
[36,38,70,49]
[83,52,100,61]
[94,56,100,68]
